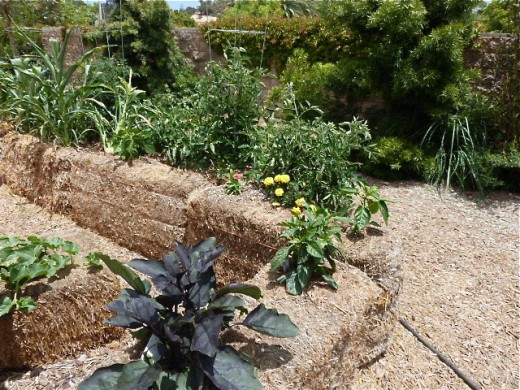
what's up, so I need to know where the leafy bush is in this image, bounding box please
[160,48,264,168]
[201,15,349,73]
[271,202,343,295]
[252,90,373,210]
[362,136,430,180]
[0,26,105,146]
[86,0,191,94]
[79,238,299,390]
[0,236,78,317]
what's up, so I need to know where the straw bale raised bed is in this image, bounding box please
[0,129,401,383]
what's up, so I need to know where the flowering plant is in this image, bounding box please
[225,172,246,195]
[271,200,344,295]
[262,173,291,206]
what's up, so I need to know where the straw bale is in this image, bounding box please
[185,186,289,284]
[0,267,123,371]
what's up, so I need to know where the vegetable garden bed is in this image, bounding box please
[0,130,401,386]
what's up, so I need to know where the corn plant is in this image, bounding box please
[0,25,106,146]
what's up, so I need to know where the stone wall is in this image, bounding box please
[465,33,519,92]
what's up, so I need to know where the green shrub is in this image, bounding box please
[79,238,299,390]
[252,91,373,210]
[362,136,430,180]
[201,15,349,73]
[160,48,264,168]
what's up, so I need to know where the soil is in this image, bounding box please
[0,179,518,389]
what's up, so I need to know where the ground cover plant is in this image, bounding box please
[79,238,299,390]
[0,236,79,317]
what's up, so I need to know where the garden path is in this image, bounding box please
[350,181,519,390]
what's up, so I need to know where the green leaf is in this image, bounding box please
[97,253,151,295]
[305,242,323,259]
[379,200,389,225]
[191,313,225,357]
[270,246,290,271]
[321,274,339,290]
[16,296,37,313]
[354,206,371,230]
[85,252,104,269]
[285,271,303,295]
[77,363,125,390]
[296,263,312,288]
[368,199,380,214]
[0,296,15,317]
[242,303,300,337]
[202,346,262,390]
[215,283,262,300]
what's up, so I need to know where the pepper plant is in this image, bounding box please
[79,238,299,390]
[271,202,344,295]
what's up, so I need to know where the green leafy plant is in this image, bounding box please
[225,172,246,195]
[0,25,106,146]
[339,178,390,234]
[253,87,373,210]
[100,72,160,161]
[161,47,264,168]
[271,202,343,295]
[0,236,79,317]
[423,116,485,191]
[79,238,299,390]
[261,174,291,206]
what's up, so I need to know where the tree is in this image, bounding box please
[319,0,483,129]
[104,0,190,94]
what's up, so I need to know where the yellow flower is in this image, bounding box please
[291,207,302,216]
[274,174,283,183]
[295,198,306,207]
[280,174,290,183]
[271,202,281,207]
[275,188,284,197]
[310,204,317,212]
[263,177,274,186]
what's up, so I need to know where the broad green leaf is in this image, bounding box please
[321,274,339,290]
[354,206,371,229]
[215,283,262,300]
[368,199,380,214]
[77,363,125,390]
[78,360,161,390]
[202,346,262,390]
[305,242,323,259]
[296,263,312,288]
[98,254,151,295]
[242,303,300,337]
[270,246,290,271]
[0,296,15,317]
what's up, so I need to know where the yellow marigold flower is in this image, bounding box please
[291,207,302,216]
[271,202,281,207]
[295,198,306,207]
[275,188,284,197]
[310,204,317,212]
[263,177,274,186]
[280,174,290,183]
[274,174,283,183]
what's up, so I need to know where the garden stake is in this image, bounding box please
[399,318,482,390]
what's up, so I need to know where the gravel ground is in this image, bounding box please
[350,180,519,390]
[0,180,518,389]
